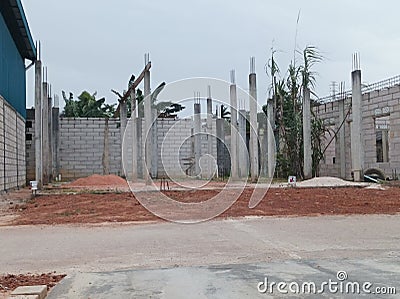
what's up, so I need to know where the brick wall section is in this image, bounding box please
[0,95,26,191]
[123,118,218,179]
[59,118,121,179]
[314,85,400,179]
[25,109,35,182]
[26,114,220,180]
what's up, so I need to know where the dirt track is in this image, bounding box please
[6,187,400,225]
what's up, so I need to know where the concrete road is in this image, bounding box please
[0,215,399,298]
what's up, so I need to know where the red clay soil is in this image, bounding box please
[67,174,128,188]
[0,273,65,295]
[10,187,400,225]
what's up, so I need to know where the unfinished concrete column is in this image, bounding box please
[52,95,60,179]
[131,87,138,181]
[120,99,127,176]
[216,117,226,177]
[119,89,128,177]
[102,118,110,175]
[194,101,201,177]
[351,55,364,182]
[230,70,239,180]
[249,58,259,182]
[42,80,49,185]
[267,98,275,178]
[34,59,42,188]
[238,109,247,178]
[144,54,152,184]
[151,107,158,179]
[120,100,128,136]
[206,86,213,178]
[47,92,53,181]
[338,97,346,179]
[149,82,165,179]
[303,86,312,179]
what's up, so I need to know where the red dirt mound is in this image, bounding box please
[67,174,128,188]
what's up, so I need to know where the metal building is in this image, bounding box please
[0,0,36,191]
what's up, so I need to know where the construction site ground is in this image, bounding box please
[0,175,399,297]
[0,175,398,226]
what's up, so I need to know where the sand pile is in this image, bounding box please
[68,174,128,189]
[296,177,368,188]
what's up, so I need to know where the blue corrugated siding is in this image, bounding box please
[0,11,26,118]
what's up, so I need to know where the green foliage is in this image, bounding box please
[220,105,231,120]
[266,45,326,179]
[300,46,323,91]
[126,89,144,118]
[61,91,116,118]
[156,102,185,118]
[130,92,185,119]
[311,115,328,177]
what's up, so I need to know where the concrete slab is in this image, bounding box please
[10,285,46,299]
[0,215,399,274]
[9,295,39,299]
[47,258,399,298]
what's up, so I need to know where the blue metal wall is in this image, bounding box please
[0,11,26,118]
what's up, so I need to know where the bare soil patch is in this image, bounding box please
[0,273,65,298]
[8,187,400,226]
[65,174,129,191]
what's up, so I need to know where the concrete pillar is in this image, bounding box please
[338,99,346,179]
[42,81,49,185]
[230,81,239,180]
[137,119,144,179]
[249,61,259,182]
[151,108,158,178]
[303,87,312,179]
[51,99,60,180]
[216,118,227,177]
[149,82,165,179]
[259,127,267,177]
[47,94,53,181]
[351,69,364,181]
[238,109,247,178]
[34,60,42,188]
[119,94,128,177]
[194,103,201,177]
[144,64,152,184]
[206,87,213,178]
[131,87,138,181]
[267,98,275,178]
[102,118,110,175]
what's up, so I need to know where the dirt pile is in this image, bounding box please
[67,174,128,189]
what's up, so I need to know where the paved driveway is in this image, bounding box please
[0,215,399,298]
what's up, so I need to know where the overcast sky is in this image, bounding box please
[22,0,400,110]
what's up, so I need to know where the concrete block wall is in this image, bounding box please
[59,118,121,179]
[0,95,26,191]
[0,99,3,189]
[25,109,35,182]
[314,84,400,179]
[123,118,218,179]
[313,102,341,177]
[26,114,221,181]
[159,118,217,178]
